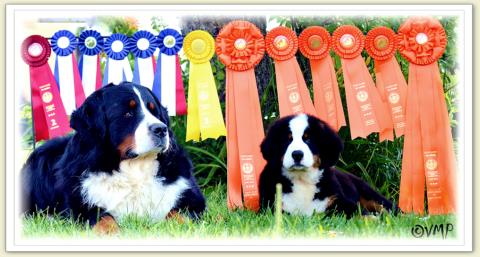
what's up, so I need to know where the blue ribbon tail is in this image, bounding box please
[132,58,140,84]
[102,58,109,86]
[78,55,84,80]
[54,57,60,90]
[151,54,162,100]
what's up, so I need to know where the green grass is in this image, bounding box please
[22,183,456,240]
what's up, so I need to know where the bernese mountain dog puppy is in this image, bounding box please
[21,82,205,233]
[259,114,396,217]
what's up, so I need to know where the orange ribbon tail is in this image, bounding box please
[226,70,264,211]
[310,56,346,131]
[274,59,317,117]
[341,56,394,140]
[400,64,456,214]
[374,58,407,137]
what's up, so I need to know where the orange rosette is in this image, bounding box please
[265,26,316,117]
[397,17,455,215]
[216,20,266,211]
[365,26,396,61]
[298,26,331,60]
[331,25,364,59]
[397,17,447,65]
[298,26,346,131]
[332,25,393,140]
[365,27,407,139]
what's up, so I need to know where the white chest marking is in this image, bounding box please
[282,168,329,216]
[80,154,190,221]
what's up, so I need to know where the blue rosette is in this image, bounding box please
[131,30,158,58]
[78,30,104,56]
[103,33,133,85]
[158,28,183,56]
[104,33,131,60]
[78,30,104,97]
[51,30,77,56]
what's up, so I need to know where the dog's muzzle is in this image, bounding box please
[149,123,169,150]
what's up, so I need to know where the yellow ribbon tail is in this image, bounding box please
[186,62,226,142]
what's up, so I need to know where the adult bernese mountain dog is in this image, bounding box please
[259,113,396,217]
[21,82,205,234]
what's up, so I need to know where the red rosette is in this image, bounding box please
[298,26,331,60]
[265,27,298,61]
[397,17,447,65]
[332,25,364,59]
[215,20,265,71]
[21,35,51,67]
[365,27,397,61]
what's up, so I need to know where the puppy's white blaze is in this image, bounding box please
[132,87,169,155]
[283,114,314,169]
[80,154,190,221]
[281,167,328,216]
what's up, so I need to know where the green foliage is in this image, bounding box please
[22,184,456,239]
[20,104,33,149]
[150,16,167,33]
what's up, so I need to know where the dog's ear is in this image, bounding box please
[261,119,286,162]
[70,89,107,140]
[311,116,344,168]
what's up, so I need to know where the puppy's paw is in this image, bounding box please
[166,210,185,224]
[93,215,119,235]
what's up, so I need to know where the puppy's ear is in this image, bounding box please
[311,116,344,168]
[70,89,107,140]
[260,120,284,162]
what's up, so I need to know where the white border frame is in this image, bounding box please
[5,4,473,252]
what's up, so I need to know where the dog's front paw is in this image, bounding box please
[93,215,119,235]
[166,210,185,224]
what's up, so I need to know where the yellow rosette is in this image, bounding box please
[184,30,227,141]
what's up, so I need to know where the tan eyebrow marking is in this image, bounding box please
[129,99,137,108]
[148,102,155,111]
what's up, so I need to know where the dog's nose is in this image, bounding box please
[291,150,304,163]
[149,123,168,137]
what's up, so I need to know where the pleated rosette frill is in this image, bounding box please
[78,29,104,97]
[102,33,133,85]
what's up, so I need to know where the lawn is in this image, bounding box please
[22,183,456,240]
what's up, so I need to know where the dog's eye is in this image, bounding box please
[129,100,137,109]
[148,102,155,111]
[288,133,293,141]
[303,132,309,141]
